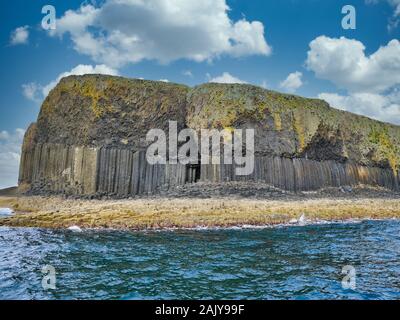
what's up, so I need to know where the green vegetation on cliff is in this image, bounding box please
[33,75,400,176]
[187,83,400,173]
[38,75,188,149]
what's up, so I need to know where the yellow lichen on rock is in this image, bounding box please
[273,113,282,131]
[293,111,306,152]
[369,126,399,175]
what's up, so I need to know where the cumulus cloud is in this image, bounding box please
[306,36,400,93]
[307,36,400,124]
[10,26,29,45]
[209,72,247,84]
[51,0,271,67]
[22,64,118,102]
[318,91,400,124]
[279,71,303,93]
[0,128,25,189]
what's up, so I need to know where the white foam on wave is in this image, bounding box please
[0,208,14,216]
[58,217,399,234]
[298,213,307,226]
[67,225,83,232]
[151,217,394,233]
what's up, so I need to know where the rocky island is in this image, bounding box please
[1,74,399,229]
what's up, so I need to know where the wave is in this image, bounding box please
[0,208,13,217]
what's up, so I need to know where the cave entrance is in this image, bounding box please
[186,163,201,183]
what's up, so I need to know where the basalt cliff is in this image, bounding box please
[18,75,400,197]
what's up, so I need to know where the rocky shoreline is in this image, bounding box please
[0,184,399,230]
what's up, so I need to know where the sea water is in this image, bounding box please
[0,220,399,300]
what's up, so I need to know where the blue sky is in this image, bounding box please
[0,0,399,188]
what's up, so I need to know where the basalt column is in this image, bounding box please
[18,76,400,196]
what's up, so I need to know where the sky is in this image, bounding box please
[0,0,399,188]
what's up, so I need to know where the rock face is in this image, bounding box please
[19,75,400,196]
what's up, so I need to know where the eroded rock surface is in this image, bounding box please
[18,75,400,196]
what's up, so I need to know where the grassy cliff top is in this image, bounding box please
[42,74,399,129]
[190,82,399,130]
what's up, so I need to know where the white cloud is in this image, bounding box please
[307,36,400,124]
[183,70,193,77]
[0,131,10,140]
[318,91,400,124]
[261,80,268,89]
[22,64,119,102]
[387,0,400,16]
[386,0,400,30]
[51,0,271,68]
[366,0,400,30]
[10,26,29,45]
[159,79,169,83]
[0,128,25,189]
[22,83,42,102]
[209,72,247,84]
[279,71,303,93]
[306,36,400,93]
